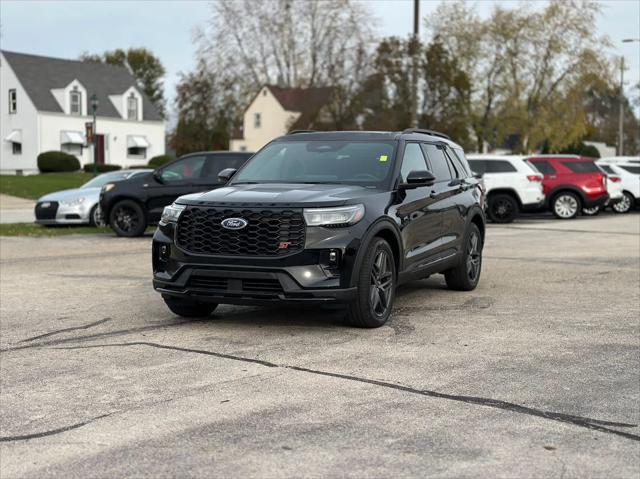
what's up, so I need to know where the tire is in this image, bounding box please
[163,296,218,318]
[346,238,396,328]
[551,192,581,219]
[109,199,147,237]
[444,223,482,291]
[89,204,105,227]
[582,206,600,216]
[612,192,634,214]
[487,193,519,223]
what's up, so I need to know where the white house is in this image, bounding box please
[1,50,165,175]
[230,85,333,152]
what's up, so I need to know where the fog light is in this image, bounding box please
[329,250,338,263]
[159,245,169,260]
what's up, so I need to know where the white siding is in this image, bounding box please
[230,87,299,152]
[0,52,39,174]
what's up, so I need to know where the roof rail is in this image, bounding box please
[402,128,450,140]
[287,130,316,135]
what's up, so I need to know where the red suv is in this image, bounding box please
[527,155,609,219]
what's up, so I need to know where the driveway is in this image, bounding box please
[0,214,639,477]
[0,194,35,224]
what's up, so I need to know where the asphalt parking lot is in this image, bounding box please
[1,213,639,478]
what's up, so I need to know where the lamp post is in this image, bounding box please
[90,94,99,176]
[619,39,640,156]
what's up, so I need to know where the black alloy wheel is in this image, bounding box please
[487,194,518,223]
[110,199,147,237]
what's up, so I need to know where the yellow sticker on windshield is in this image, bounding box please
[379,155,388,162]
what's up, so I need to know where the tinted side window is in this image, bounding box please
[160,155,206,182]
[563,161,599,173]
[485,160,517,173]
[467,160,486,175]
[423,144,452,181]
[621,165,640,175]
[400,143,428,181]
[203,155,250,179]
[599,165,615,174]
[530,160,556,175]
[449,147,471,176]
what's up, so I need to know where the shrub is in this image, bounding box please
[37,151,81,173]
[128,165,153,169]
[82,163,122,173]
[148,154,174,168]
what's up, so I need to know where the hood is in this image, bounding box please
[177,183,386,207]
[38,187,101,202]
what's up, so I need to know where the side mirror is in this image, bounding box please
[400,170,436,189]
[153,169,164,184]
[218,168,237,183]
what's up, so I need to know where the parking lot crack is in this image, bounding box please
[18,318,111,343]
[49,341,639,442]
[0,414,111,442]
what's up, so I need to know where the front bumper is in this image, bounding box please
[34,201,94,225]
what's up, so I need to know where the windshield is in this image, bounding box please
[82,171,140,188]
[231,140,396,188]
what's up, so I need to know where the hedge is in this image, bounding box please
[82,164,122,173]
[37,151,81,173]
[128,165,153,169]
[148,154,175,168]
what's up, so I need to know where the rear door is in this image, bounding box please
[145,154,207,220]
[394,142,446,274]
[196,153,252,191]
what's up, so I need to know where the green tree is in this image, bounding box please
[80,48,166,118]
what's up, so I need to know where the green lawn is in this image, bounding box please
[0,173,94,200]
[0,223,112,237]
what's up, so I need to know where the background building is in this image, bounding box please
[230,85,332,152]
[1,51,165,174]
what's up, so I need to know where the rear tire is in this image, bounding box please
[346,238,396,328]
[163,296,218,318]
[109,199,147,237]
[445,223,482,291]
[487,193,519,223]
[582,206,600,216]
[612,192,634,214]
[551,192,581,219]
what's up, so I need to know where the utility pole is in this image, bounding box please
[618,56,624,156]
[410,0,419,128]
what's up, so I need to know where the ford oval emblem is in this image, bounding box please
[221,217,248,230]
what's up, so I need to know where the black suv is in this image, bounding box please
[152,130,485,327]
[100,151,253,236]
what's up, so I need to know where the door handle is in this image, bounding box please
[430,190,437,199]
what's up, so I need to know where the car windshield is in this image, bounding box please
[82,171,139,188]
[231,140,396,188]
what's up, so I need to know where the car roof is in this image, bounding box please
[272,130,464,149]
[466,154,527,161]
[598,156,640,163]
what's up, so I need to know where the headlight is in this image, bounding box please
[160,203,186,225]
[303,204,365,227]
[60,197,86,206]
[102,183,116,193]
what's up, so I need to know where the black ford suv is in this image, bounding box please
[100,151,253,236]
[152,130,485,327]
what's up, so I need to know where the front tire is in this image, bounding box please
[552,192,581,219]
[612,192,634,214]
[109,199,147,237]
[487,193,519,223]
[445,223,482,291]
[346,238,396,328]
[89,204,105,227]
[163,296,218,318]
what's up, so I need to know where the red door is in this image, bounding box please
[95,135,105,164]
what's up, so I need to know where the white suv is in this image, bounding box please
[597,157,640,213]
[467,155,545,223]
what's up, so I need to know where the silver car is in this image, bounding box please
[34,169,152,226]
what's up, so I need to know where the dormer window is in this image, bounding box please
[127,94,138,120]
[70,88,82,115]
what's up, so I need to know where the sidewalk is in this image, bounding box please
[0,194,35,224]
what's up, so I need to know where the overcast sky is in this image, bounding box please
[1,0,639,119]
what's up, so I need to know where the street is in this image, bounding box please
[1,214,639,478]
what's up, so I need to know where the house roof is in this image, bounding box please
[266,85,333,130]
[1,50,162,121]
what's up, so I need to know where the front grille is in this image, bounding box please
[242,278,283,293]
[176,206,305,256]
[188,276,228,290]
[35,201,59,220]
